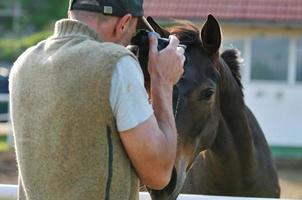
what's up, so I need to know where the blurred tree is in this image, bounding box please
[0,31,51,62]
[20,0,69,30]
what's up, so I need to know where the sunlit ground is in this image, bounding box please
[278,168,302,199]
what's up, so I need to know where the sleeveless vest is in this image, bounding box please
[9,19,139,200]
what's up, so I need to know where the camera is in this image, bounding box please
[129,30,186,85]
[130,30,170,82]
[131,30,171,52]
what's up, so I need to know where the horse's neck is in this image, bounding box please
[216,61,255,160]
[210,100,257,175]
[221,104,254,156]
[211,63,256,170]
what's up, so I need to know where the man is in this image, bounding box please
[9,0,185,199]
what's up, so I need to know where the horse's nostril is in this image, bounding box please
[162,167,177,194]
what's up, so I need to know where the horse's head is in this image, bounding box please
[147,15,224,199]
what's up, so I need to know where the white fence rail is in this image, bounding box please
[0,185,16,200]
[0,184,287,200]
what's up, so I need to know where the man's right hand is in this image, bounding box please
[148,33,185,87]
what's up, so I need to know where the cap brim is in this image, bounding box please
[137,16,154,32]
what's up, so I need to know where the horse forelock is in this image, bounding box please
[168,23,202,46]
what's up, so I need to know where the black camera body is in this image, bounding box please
[131,30,170,51]
[130,30,170,82]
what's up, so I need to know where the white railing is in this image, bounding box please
[0,185,16,200]
[0,184,286,200]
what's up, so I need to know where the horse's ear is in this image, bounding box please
[200,14,221,55]
[146,16,170,38]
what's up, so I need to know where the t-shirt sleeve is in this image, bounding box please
[109,55,154,132]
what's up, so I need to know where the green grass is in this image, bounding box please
[0,135,9,152]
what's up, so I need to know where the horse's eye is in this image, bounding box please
[200,88,215,101]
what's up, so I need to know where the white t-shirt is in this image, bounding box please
[109,55,154,132]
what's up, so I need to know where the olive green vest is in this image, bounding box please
[10,19,139,200]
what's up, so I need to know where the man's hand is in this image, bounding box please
[148,33,185,86]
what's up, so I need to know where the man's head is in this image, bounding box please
[68,0,146,46]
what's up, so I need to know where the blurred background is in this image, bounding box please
[0,0,302,199]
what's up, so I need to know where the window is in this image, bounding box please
[251,38,289,81]
[296,39,302,82]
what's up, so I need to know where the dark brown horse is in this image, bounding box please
[140,15,280,200]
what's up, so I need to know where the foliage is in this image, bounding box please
[0,135,9,152]
[20,0,69,30]
[0,31,51,62]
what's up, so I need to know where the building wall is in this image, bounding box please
[222,24,302,38]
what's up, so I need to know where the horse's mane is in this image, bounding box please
[221,49,244,92]
[169,23,244,94]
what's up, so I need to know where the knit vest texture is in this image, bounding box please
[9,19,139,200]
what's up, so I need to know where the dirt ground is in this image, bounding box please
[276,160,302,199]
[0,150,18,184]
[0,150,302,199]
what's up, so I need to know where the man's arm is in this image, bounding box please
[120,35,185,190]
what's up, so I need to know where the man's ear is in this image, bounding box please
[146,16,170,38]
[200,14,221,55]
[115,14,132,35]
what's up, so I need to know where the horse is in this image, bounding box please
[140,15,280,200]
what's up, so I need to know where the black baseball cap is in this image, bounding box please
[69,0,154,30]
